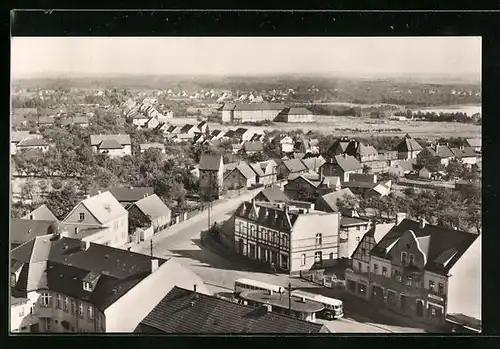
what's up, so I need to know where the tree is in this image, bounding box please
[362,164,372,174]
[19,179,36,203]
[46,184,80,219]
[416,150,444,173]
[336,193,360,212]
[446,159,464,179]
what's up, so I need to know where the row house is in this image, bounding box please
[90,134,132,158]
[345,216,481,330]
[10,236,210,333]
[233,200,341,275]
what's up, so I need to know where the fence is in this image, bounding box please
[300,269,346,289]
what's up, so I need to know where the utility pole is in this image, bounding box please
[150,239,153,257]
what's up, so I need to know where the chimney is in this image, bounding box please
[83,240,91,251]
[396,212,407,225]
[194,284,197,294]
[151,259,159,273]
[263,303,272,312]
[372,174,377,183]
[419,217,427,229]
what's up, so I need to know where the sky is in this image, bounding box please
[11,37,481,80]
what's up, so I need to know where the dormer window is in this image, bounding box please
[83,282,92,292]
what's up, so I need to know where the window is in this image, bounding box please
[88,306,93,320]
[79,213,85,221]
[74,227,79,235]
[356,236,361,242]
[315,233,322,245]
[438,283,444,295]
[301,254,306,266]
[401,252,408,264]
[356,226,361,231]
[429,280,435,292]
[63,297,69,312]
[11,273,16,287]
[329,252,334,260]
[274,233,279,244]
[415,280,421,289]
[382,266,387,276]
[55,294,61,309]
[79,303,84,319]
[282,235,289,248]
[265,231,270,242]
[96,315,101,330]
[358,262,362,271]
[314,251,322,263]
[41,292,52,307]
[71,300,76,314]
[45,318,52,331]
[409,254,415,265]
[394,270,402,282]
[373,264,379,274]
[406,276,412,286]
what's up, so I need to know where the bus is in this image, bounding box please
[291,290,344,320]
[234,278,284,295]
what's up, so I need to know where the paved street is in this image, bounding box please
[129,188,428,333]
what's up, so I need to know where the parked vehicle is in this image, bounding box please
[290,290,344,320]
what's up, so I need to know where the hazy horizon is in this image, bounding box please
[11,37,481,82]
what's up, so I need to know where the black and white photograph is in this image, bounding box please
[10,35,481,334]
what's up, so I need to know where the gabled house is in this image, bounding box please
[241,141,264,155]
[258,160,278,186]
[210,129,226,140]
[388,160,414,177]
[301,156,326,174]
[465,138,481,153]
[326,137,351,158]
[199,154,224,201]
[276,159,308,180]
[139,143,166,154]
[179,124,200,137]
[284,175,340,202]
[248,162,266,186]
[250,133,265,142]
[345,141,379,163]
[233,128,253,142]
[11,131,42,155]
[314,188,357,214]
[253,186,290,203]
[276,107,314,123]
[16,137,50,153]
[89,187,154,208]
[197,121,208,134]
[11,219,58,249]
[279,135,295,153]
[221,103,236,123]
[320,154,363,182]
[21,205,59,222]
[417,144,455,167]
[59,116,90,128]
[450,146,478,166]
[395,134,423,160]
[127,194,172,237]
[345,217,480,330]
[90,134,132,158]
[61,191,129,248]
[224,162,257,190]
[131,113,150,128]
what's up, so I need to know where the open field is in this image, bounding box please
[171,115,481,139]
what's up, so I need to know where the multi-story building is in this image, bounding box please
[233,200,340,275]
[90,134,132,158]
[10,236,211,333]
[345,216,481,330]
[61,191,129,248]
[338,216,372,259]
[199,154,224,201]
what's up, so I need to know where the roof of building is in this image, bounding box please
[199,154,223,171]
[11,219,57,247]
[38,116,54,124]
[235,201,297,233]
[256,187,290,203]
[98,139,123,149]
[242,141,264,152]
[140,143,165,151]
[234,128,249,137]
[466,138,481,148]
[234,103,286,111]
[180,124,197,134]
[450,147,477,159]
[21,204,59,222]
[342,181,377,190]
[371,219,479,275]
[64,191,127,224]
[391,160,414,172]
[248,162,265,177]
[11,131,31,143]
[90,187,155,203]
[259,159,278,169]
[395,134,423,153]
[228,162,256,180]
[340,216,370,227]
[17,138,49,147]
[427,145,455,158]
[349,173,377,183]
[283,159,308,173]
[286,107,313,115]
[447,313,481,332]
[130,194,171,220]
[301,156,326,171]
[90,134,131,146]
[11,236,168,310]
[136,286,327,333]
[222,103,236,111]
[329,154,363,172]
[316,188,356,212]
[346,141,378,158]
